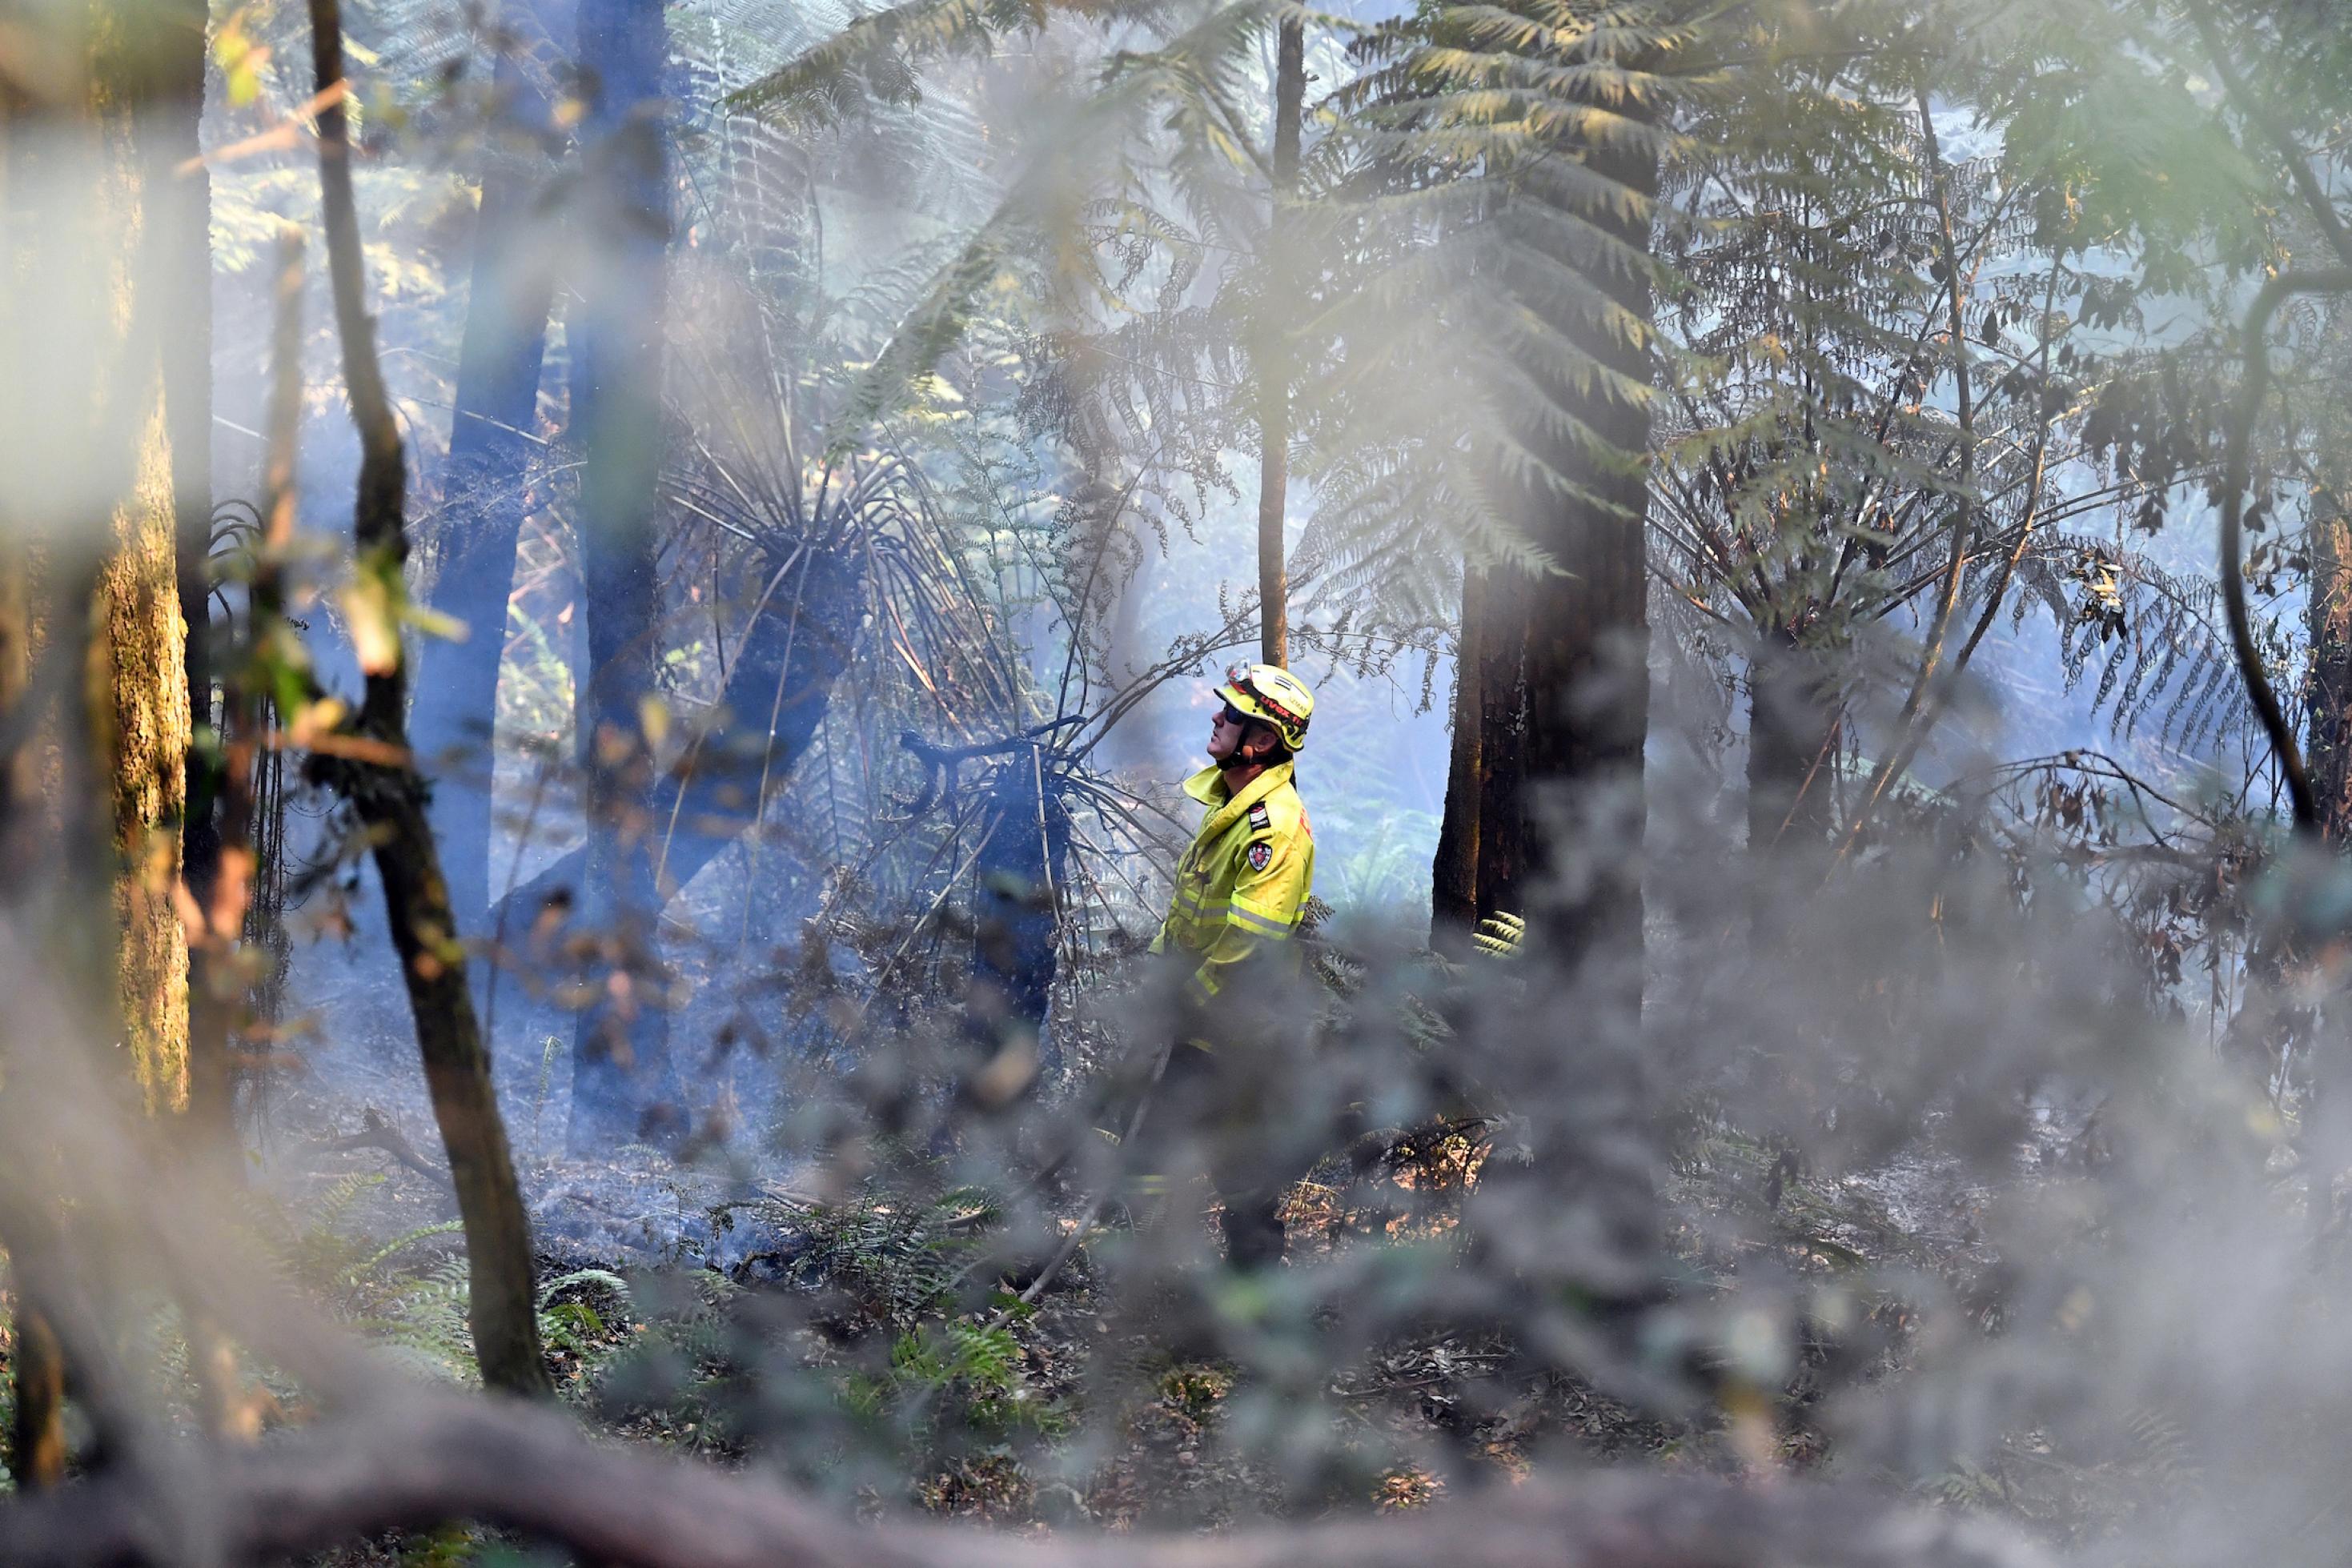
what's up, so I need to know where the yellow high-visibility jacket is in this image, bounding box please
[1150,760,1314,1005]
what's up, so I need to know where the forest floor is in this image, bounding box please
[252,1060,2154,1568]
[206,945,2163,1564]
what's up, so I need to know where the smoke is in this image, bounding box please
[9,0,2352,1560]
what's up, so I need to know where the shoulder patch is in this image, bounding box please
[1248,802,1272,832]
[1246,840,1273,872]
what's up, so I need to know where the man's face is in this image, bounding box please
[1207,701,1255,765]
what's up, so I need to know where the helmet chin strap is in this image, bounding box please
[1218,725,1278,776]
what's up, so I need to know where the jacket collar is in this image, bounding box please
[1182,760,1293,838]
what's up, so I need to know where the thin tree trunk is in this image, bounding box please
[147,0,255,1434]
[2310,503,2352,845]
[1830,93,1987,861]
[307,0,551,1397]
[189,235,306,1439]
[1254,14,1303,669]
[566,0,676,1153]
[411,0,571,935]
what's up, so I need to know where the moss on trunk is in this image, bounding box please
[94,399,190,1112]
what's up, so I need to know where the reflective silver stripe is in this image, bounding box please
[1230,891,1292,922]
[1226,905,1294,938]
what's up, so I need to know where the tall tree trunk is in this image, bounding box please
[96,403,192,1115]
[1254,14,1303,669]
[411,0,572,936]
[0,0,202,1466]
[566,0,676,1153]
[1515,138,1656,982]
[307,0,551,1397]
[1471,40,1661,1329]
[1432,568,1486,935]
[1745,620,1840,857]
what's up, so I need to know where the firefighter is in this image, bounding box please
[1144,661,1318,1268]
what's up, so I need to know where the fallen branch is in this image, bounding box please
[0,1386,2051,1568]
[307,1108,452,1189]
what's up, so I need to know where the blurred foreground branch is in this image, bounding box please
[0,1389,2049,1568]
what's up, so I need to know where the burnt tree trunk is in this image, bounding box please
[1467,34,1662,1328]
[482,562,861,936]
[566,0,677,1153]
[1474,564,1531,925]
[1512,122,1655,976]
[307,0,551,1397]
[1432,565,1531,939]
[1745,620,1840,857]
[967,744,1074,1086]
[410,0,572,936]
